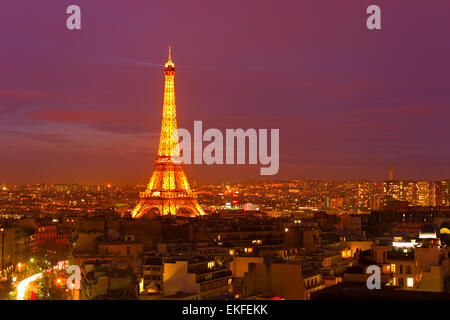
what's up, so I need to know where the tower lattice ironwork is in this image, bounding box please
[132,46,205,218]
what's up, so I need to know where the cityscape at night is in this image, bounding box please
[1,0,450,313]
[1,174,450,300]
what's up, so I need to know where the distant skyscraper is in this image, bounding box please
[388,165,393,181]
[357,180,372,208]
[416,181,431,206]
[383,180,401,200]
[383,180,432,206]
[435,180,450,207]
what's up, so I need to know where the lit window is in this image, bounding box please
[391,264,396,273]
[407,278,413,287]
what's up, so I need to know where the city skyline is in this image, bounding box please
[2,174,450,186]
[2,172,450,186]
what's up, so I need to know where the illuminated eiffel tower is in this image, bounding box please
[132,46,205,218]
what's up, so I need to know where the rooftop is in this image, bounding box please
[312,282,450,300]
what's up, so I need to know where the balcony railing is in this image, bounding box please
[196,269,232,283]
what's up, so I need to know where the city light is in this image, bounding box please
[392,241,417,248]
[17,272,42,300]
[407,278,414,287]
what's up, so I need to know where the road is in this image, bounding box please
[16,261,68,300]
[16,271,42,300]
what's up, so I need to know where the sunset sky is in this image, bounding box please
[1,0,450,184]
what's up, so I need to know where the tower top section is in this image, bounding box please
[164,45,175,72]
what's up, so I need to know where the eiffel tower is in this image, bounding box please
[132,46,205,218]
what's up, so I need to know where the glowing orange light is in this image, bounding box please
[131,46,205,217]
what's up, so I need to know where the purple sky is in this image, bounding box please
[1,0,450,184]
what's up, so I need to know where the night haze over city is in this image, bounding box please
[1,1,450,184]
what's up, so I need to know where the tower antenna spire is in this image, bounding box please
[168,45,172,62]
